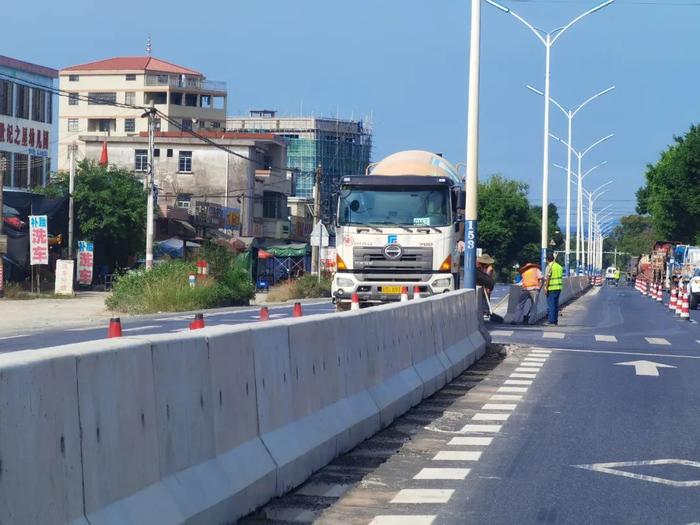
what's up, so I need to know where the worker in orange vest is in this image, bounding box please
[512,262,543,324]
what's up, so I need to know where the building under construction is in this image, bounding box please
[226,110,372,223]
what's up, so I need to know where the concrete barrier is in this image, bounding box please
[503,276,591,325]
[0,289,488,524]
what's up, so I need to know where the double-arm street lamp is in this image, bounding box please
[484,0,615,271]
[529,86,615,276]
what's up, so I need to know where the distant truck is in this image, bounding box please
[332,150,465,311]
[673,245,700,309]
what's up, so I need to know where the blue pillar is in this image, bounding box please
[463,220,477,289]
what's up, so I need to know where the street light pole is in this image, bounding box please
[143,102,156,270]
[464,0,482,290]
[486,0,615,271]
[528,85,615,276]
[585,182,612,274]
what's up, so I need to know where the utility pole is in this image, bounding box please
[0,156,6,298]
[144,102,156,270]
[464,0,481,290]
[68,143,77,259]
[311,163,322,276]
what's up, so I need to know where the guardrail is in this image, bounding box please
[0,289,489,524]
[502,276,591,325]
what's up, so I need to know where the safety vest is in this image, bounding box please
[547,262,563,292]
[522,268,540,290]
[614,270,621,279]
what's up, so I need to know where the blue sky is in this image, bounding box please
[5,0,699,224]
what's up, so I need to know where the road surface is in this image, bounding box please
[241,284,700,524]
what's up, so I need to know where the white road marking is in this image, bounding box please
[539,347,700,361]
[249,313,285,319]
[574,459,700,487]
[482,403,516,411]
[0,334,29,340]
[433,451,482,461]
[153,316,189,322]
[414,468,470,480]
[504,379,533,386]
[122,325,161,333]
[295,483,351,498]
[460,424,502,433]
[531,349,552,354]
[491,330,514,337]
[448,437,493,446]
[515,367,542,372]
[524,358,547,363]
[510,373,537,379]
[169,328,190,333]
[473,412,509,421]
[498,386,528,393]
[490,394,522,401]
[66,326,101,332]
[370,516,437,525]
[390,489,454,504]
[645,337,671,346]
[543,332,565,339]
[614,360,676,377]
[595,335,618,342]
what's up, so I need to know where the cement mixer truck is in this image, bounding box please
[332,150,465,311]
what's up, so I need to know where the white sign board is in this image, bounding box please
[54,259,74,296]
[78,241,94,285]
[310,221,329,247]
[29,215,49,265]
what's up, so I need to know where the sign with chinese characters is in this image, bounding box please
[54,259,75,295]
[0,118,50,156]
[29,215,49,265]
[223,207,241,233]
[78,241,94,285]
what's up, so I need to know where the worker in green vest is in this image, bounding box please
[544,252,564,325]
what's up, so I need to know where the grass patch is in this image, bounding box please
[3,282,76,300]
[106,259,254,314]
[266,273,332,302]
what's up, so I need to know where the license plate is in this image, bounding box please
[382,286,403,294]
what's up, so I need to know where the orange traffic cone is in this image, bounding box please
[292,302,303,317]
[413,286,421,300]
[400,286,409,303]
[681,292,690,320]
[669,288,677,312]
[260,306,270,321]
[351,293,360,311]
[107,317,122,338]
[189,313,205,330]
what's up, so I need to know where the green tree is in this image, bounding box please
[40,160,147,271]
[637,124,700,243]
[611,214,657,261]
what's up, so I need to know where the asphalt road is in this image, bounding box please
[0,300,336,354]
[242,284,700,524]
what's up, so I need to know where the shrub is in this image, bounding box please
[265,273,332,302]
[106,260,232,314]
[220,262,255,304]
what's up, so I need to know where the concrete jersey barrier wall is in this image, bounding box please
[503,276,591,324]
[0,289,489,525]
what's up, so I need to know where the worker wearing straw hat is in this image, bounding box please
[512,262,542,324]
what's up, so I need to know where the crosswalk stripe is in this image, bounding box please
[390,489,454,504]
[370,516,437,525]
[595,335,618,342]
[504,379,532,386]
[482,403,516,411]
[472,412,509,421]
[414,468,470,480]
[448,437,493,446]
[432,450,482,461]
[498,386,527,393]
[645,337,671,346]
[460,424,502,433]
[510,373,537,379]
[515,367,541,372]
[490,394,522,401]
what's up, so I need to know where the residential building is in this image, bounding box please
[78,131,290,238]
[58,56,227,171]
[0,55,57,189]
[226,110,372,223]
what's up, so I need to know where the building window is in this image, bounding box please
[46,94,53,124]
[15,84,30,119]
[13,153,28,188]
[134,149,148,172]
[30,156,44,187]
[211,121,221,129]
[181,119,192,131]
[166,148,173,157]
[154,148,160,157]
[68,74,79,81]
[184,93,198,107]
[176,194,192,209]
[125,74,136,81]
[67,119,79,132]
[178,151,192,173]
[0,80,12,116]
[31,89,47,122]
[87,92,117,105]
[124,92,135,106]
[263,191,287,219]
[144,92,167,105]
[0,151,11,186]
[124,118,135,132]
[68,92,79,105]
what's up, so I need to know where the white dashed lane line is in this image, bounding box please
[510,373,537,379]
[0,334,29,340]
[543,332,565,339]
[433,451,482,461]
[504,379,533,386]
[449,437,493,446]
[472,413,510,422]
[595,334,618,342]
[645,337,671,346]
[122,325,161,332]
[498,386,528,393]
[414,468,470,480]
[369,516,437,525]
[482,403,517,411]
[390,489,454,504]
[491,394,522,401]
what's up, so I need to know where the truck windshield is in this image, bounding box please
[338,187,450,227]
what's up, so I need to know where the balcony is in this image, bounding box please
[144,75,226,93]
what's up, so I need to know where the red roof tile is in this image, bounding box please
[61,56,202,76]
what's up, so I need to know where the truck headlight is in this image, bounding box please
[433,278,452,288]
[336,277,355,287]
